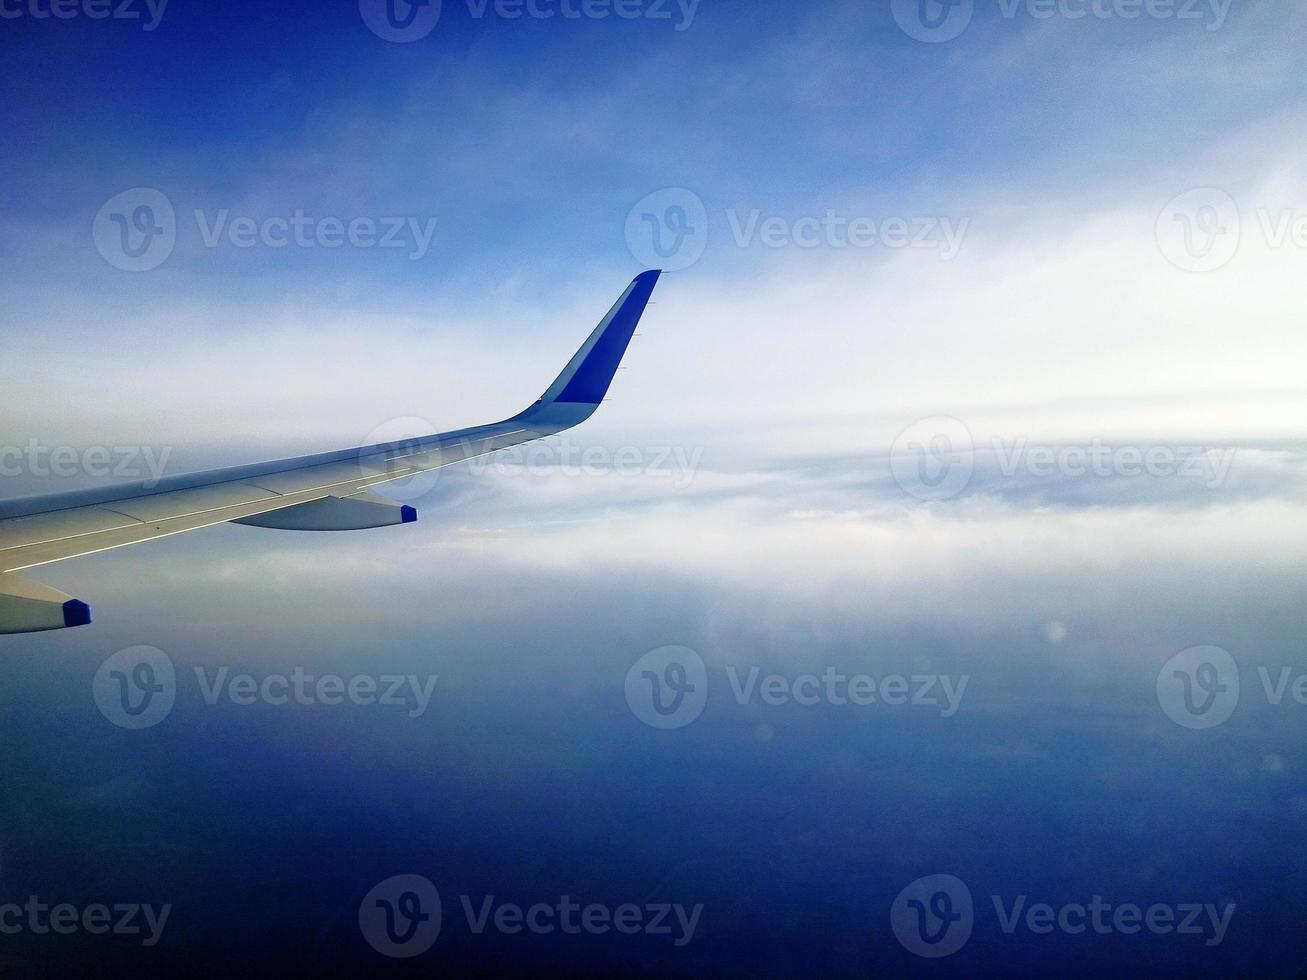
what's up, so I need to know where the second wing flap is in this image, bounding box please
[232,491,416,531]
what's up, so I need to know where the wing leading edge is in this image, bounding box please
[0,270,661,633]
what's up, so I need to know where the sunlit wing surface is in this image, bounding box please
[0,270,661,633]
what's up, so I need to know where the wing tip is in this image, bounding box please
[62,599,92,628]
[537,270,662,408]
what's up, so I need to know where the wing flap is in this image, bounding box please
[0,572,91,634]
[232,491,416,531]
[1,483,339,572]
[0,505,145,553]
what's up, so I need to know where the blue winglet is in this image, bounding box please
[550,270,660,405]
[400,505,418,524]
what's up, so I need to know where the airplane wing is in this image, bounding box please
[0,270,661,634]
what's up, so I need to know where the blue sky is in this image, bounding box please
[3,0,1306,458]
[4,1,1307,975]
[2,0,1302,299]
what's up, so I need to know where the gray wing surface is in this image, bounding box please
[0,270,661,633]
